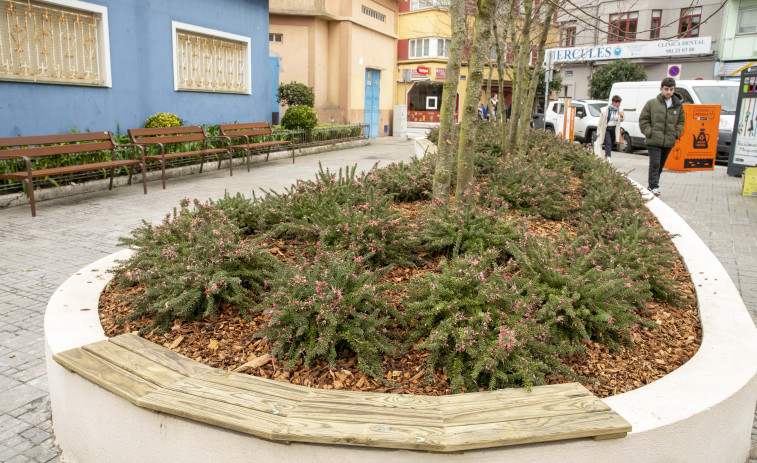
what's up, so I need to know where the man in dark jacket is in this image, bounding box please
[639,77,686,196]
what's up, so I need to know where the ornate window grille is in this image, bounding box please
[172,21,251,95]
[0,0,110,86]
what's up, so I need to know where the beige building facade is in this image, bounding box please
[269,1,399,137]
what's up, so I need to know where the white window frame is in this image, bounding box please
[171,21,251,95]
[737,7,757,35]
[0,0,112,87]
[409,37,450,59]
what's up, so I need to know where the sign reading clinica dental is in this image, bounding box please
[546,37,712,64]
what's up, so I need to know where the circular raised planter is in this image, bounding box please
[45,191,757,463]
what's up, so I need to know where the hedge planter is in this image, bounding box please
[45,184,757,463]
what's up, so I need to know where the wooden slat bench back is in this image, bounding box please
[127,125,232,189]
[55,333,632,453]
[219,122,295,169]
[0,132,146,217]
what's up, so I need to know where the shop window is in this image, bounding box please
[650,10,662,39]
[608,12,638,43]
[0,0,111,86]
[172,21,251,94]
[679,7,701,38]
[737,8,757,34]
[408,81,444,112]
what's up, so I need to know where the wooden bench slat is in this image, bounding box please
[110,333,217,377]
[143,148,228,161]
[0,131,113,148]
[438,410,631,452]
[219,122,271,131]
[137,388,284,441]
[229,140,292,150]
[1,141,115,158]
[193,369,312,401]
[82,340,187,388]
[0,159,142,180]
[53,348,161,405]
[128,126,206,136]
[133,134,206,145]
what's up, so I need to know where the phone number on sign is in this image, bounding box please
[665,47,698,54]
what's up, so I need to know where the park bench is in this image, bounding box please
[55,333,631,452]
[128,126,232,189]
[0,132,146,217]
[219,122,295,171]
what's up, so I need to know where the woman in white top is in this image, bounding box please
[596,95,624,161]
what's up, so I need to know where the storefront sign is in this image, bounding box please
[435,68,445,79]
[665,105,720,171]
[546,37,712,64]
[728,70,757,176]
[416,65,430,76]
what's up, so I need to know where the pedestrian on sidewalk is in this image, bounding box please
[597,95,624,163]
[639,77,685,196]
[490,93,498,121]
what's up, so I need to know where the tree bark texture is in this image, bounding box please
[432,0,466,204]
[506,0,534,150]
[455,0,496,204]
[518,0,558,150]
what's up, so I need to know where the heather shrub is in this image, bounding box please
[257,249,394,379]
[416,198,521,261]
[484,150,574,220]
[405,250,577,392]
[112,199,279,333]
[209,191,266,235]
[366,154,436,202]
[512,234,655,347]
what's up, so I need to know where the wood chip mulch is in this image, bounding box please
[99,200,702,399]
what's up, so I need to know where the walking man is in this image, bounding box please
[639,77,686,196]
[597,95,624,163]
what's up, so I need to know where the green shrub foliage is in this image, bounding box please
[277,82,315,108]
[257,249,394,379]
[281,105,318,131]
[111,121,686,391]
[144,112,183,128]
[112,199,278,333]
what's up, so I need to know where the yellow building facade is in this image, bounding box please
[270,1,399,137]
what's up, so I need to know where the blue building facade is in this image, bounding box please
[0,0,270,137]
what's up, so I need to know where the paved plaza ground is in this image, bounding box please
[0,137,755,462]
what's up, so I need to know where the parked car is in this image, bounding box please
[542,99,608,144]
[610,80,739,162]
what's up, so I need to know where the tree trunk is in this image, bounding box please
[455,0,496,204]
[518,0,558,150]
[492,18,507,148]
[506,0,534,150]
[432,0,466,204]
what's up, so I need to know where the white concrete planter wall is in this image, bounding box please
[45,193,757,463]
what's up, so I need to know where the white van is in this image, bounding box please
[609,80,739,162]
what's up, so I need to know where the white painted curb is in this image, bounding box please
[45,192,757,462]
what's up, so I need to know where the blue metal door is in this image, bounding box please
[364,69,380,138]
[269,57,280,125]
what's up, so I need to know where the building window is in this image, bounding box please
[737,8,757,34]
[410,0,443,11]
[269,33,282,43]
[409,37,450,59]
[608,12,638,43]
[362,5,385,22]
[679,7,701,37]
[0,0,111,87]
[650,10,662,39]
[172,21,251,94]
[560,26,576,47]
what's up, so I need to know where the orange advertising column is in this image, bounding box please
[665,105,721,171]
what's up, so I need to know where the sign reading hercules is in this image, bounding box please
[546,37,712,64]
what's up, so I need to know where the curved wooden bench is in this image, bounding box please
[54,333,630,452]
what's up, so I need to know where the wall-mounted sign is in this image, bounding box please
[416,65,430,76]
[668,64,682,80]
[435,68,445,79]
[546,37,712,64]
